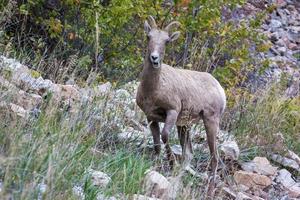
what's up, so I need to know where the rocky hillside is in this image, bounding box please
[0,53,300,199]
[262,0,300,81]
[0,0,300,200]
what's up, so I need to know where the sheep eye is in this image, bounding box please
[147,35,151,40]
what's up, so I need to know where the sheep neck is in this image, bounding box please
[140,55,161,93]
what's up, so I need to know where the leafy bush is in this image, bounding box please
[0,0,268,91]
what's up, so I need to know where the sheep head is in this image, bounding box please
[144,16,181,69]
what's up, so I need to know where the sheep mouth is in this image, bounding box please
[152,62,160,68]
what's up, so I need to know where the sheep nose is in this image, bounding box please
[150,52,159,62]
[151,55,158,60]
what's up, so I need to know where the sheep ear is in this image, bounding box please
[168,31,180,42]
[144,20,151,34]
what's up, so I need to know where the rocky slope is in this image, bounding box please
[1,53,300,199]
[0,0,300,199]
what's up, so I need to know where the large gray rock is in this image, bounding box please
[234,170,272,189]
[270,19,282,29]
[271,153,300,172]
[241,157,278,177]
[143,170,171,199]
[276,169,300,198]
[14,90,42,110]
[8,103,29,119]
[220,140,240,160]
[72,185,85,200]
[88,169,111,188]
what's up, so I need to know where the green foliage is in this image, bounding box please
[0,0,267,89]
[99,150,151,196]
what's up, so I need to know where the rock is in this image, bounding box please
[233,170,272,189]
[171,144,182,158]
[15,90,43,110]
[166,175,183,199]
[72,185,85,200]
[285,79,300,98]
[270,32,280,42]
[37,183,47,200]
[241,157,278,177]
[220,140,240,160]
[276,0,287,8]
[222,186,263,200]
[16,74,54,95]
[117,128,144,143]
[287,150,300,165]
[132,194,160,200]
[88,169,111,188]
[276,169,300,198]
[9,103,29,119]
[270,19,282,29]
[143,170,171,198]
[275,38,286,46]
[270,47,280,55]
[115,89,131,100]
[96,82,112,95]
[288,43,298,50]
[277,46,287,55]
[56,84,81,102]
[271,154,300,172]
[222,187,237,199]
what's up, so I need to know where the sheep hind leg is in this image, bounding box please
[203,115,220,199]
[177,126,193,167]
[162,110,178,168]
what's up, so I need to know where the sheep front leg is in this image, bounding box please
[149,121,161,156]
[161,110,178,168]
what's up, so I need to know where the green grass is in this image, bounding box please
[1,72,299,199]
[0,87,155,200]
[228,81,300,155]
[99,150,151,196]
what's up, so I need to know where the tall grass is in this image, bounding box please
[0,84,152,200]
[227,80,300,155]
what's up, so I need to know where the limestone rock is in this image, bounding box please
[276,169,300,198]
[271,153,300,172]
[9,103,29,119]
[96,82,112,95]
[171,144,182,158]
[241,157,278,176]
[117,128,144,143]
[220,140,240,160]
[144,170,171,199]
[89,169,111,188]
[15,90,42,110]
[72,185,85,200]
[287,150,300,165]
[270,19,282,29]
[234,170,272,189]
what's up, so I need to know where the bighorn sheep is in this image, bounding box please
[136,16,226,196]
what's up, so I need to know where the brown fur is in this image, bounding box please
[137,63,226,125]
[136,16,226,198]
